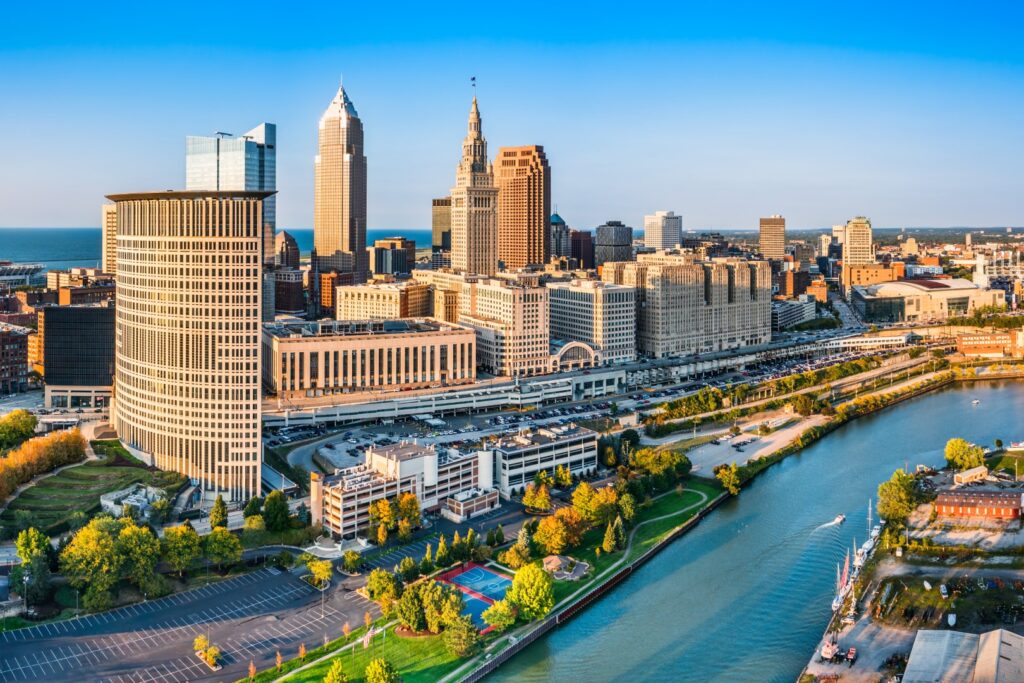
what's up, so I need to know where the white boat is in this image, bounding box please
[972,399,981,405]
[870,524,881,540]
[833,514,846,525]
[923,580,933,591]
[948,613,957,627]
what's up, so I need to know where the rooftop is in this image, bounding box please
[263,318,470,339]
[105,190,276,201]
[488,424,596,451]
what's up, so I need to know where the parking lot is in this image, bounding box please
[0,567,380,682]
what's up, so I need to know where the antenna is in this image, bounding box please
[470,75,477,95]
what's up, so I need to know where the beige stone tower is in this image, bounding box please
[495,145,551,270]
[314,84,369,281]
[450,97,498,276]
[101,203,117,275]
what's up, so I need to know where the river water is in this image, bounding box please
[490,381,1024,682]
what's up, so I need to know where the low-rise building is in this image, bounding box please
[38,303,115,408]
[771,296,816,330]
[852,279,1005,323]
[0,322,30,394]
[842,262,904,291]
[481,424,598,496]
[956,331,1022,359]
[262,318,477,399]
[903,629,1024,683]
[805,277,829,303]
[335,281,431,320]
[310,441,497,538]
[934,490,1023,520]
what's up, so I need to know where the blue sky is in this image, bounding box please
[1,1,1022,231]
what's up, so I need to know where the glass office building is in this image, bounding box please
[186,123,276,264]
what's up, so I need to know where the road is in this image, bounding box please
[0,566,380,683]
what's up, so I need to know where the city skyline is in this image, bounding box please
[2,4,1023,231]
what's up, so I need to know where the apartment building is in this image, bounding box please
[546,279,637,364]
[457,274,550,377]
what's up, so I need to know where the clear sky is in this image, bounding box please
[2,1,1022,231]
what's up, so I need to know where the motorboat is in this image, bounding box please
[833,514,846,525]
[948,613,957,627]
[972,399,981,405]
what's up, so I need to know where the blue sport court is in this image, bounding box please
[448,565,513,602]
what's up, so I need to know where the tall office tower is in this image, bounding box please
[546,280,637,364]
[450,97,498,275]
[550,213,570,259]
[495,145,551,270]
[275,231,300,269]
[842,216,873,266]
[110,190,266,501]
[368,236,417,276]
[186,124,276,264]
[432,197,452,251]
[595,220,634,266]
[831,224,846,245]
[569,230,595,269]
[643,211,682,249]
[602,251,772,358]
[314,85,368,281]
[817,234,833,258]
[101,203,117,275]
[759,215,786,260]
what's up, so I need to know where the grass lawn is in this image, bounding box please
[875,574,1024,631]
[551,478,721,604]
[986,451,1024,478]
[240,525,322,550]
[656,434,719,453]
[0,443,186,537]
[281,627,460,683]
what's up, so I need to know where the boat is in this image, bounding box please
[948,613,957,627]
[833,514,846,525]
[821,639,839,660]
[923,580,933,591]
[972,399,981,405]
[1008,442,1024,452]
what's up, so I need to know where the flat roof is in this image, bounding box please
[264,318,469,339]
[491,424,596,450]
[106,190,276,201]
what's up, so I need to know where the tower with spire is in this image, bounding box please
[450,96,498,276]
[314,83,369,282]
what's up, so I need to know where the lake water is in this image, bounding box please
[489,381,1024,682]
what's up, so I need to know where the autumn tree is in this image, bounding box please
[533,515,569,555]
[944,438,985,471]
[162,524,202,577]
[482,599,517,632]
[506,563,554,620]
[209,494,228,529]
[364,658,400,683]
[714,462,741,495]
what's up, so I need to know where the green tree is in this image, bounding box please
[715,462,741,495]
[263,491,291,532]
[308,558,333,588]
[204,526,242,570]
[209,494,228,529]
[443,614,482,657]
[944,437,985,471]
[494,524,505,545]
[398,555,419,583]
[506,563,554,620]
[523,483,552,512]
[435,534,451,567]
[0,409,38,449]
[364,658,400,683]
[323,659,348,683]
[601,521,617,554]
[618,492,637,525]
[162,524,202,577]
[342,549,363,573]
[481,599,517,633]
[612,515,627,550]
[243,496,263,518]
[60,518,121,610]
[366,568,402,605]
[13,527,51,605]
[419,543,434,575]
[243,514,266,532]
[117,520,161,592]
[877,468,918,524]
[395,583,426,632]
[572,481,596,521]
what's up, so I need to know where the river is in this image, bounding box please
[489,380,1024,682]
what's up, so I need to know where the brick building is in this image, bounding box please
[935,490,1023,520]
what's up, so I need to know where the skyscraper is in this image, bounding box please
[110,190,266,501]
[841,216,874,292]
[643,211,682,249]
[759,215,786,260]
[186,124,276,264]
[595,220,634,266]
[101,203,117,275]
[432,197,452,251]
[450,97,498,276]
[274,231,300,269]
[569,229,595,269]
[314,85,368,281]
[550,213,570,259]
[495,145,551,270]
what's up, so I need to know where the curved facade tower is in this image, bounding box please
[109,190,267,501]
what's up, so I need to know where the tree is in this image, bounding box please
[309,559,333,588]
[364,658,400,683]
[877,468,918,524]
[244,514,266,532]
[163,524,202,577]
[209,494,228,529]
[601,521,617,554]
[343,549,363,573]
[790,394,818,417]
[243,496,263,518]
[600,444,617,468]
[498,543,531,569]
[533,515,569,555]
[276,650,283,672]
[396,584,426,632]
[554,464,573,488]
[481,598,517,633]
[506,563,554,620]
[944,437,985,471]
[61,518,121,610]
[523,483,552,512]
[248,659,257,682]
[117,520,161,592]
[612,515,627,550]
[0,409,38,450]
[589,486,620,526]
[715,462,741,495]
[366,568,402,606]
[376,523,389,547]
[494,524,505,545]
[263,491,291,531]
[150,498,171,524]
[620,429,641,452]
[323,659,348,683]
[368,498,396,532]
[572,481,596,521]
[397,518,412,543]
[298,643,307,661]
[397,492,420,527]
[204,527,242,570]
[194,634,210,652]
[553,507,586,547]
[13,527,50,605]
[420,543,434,575]
[435,534,451,567]
[398,556,419,583]
[618,493,637,525]
[443,614,482,657]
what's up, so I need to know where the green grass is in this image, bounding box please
[0,443,186,537]
[240,524,322,549]
[656,434,718,453]
[987,452,1024,477]
[277,627,460,683]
